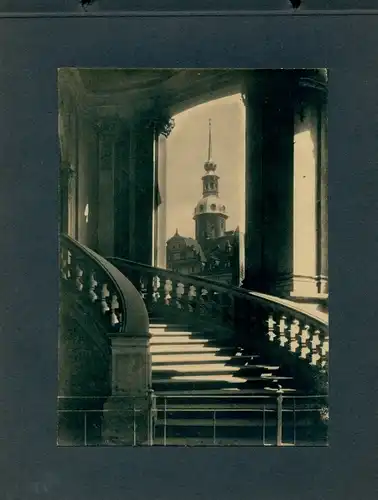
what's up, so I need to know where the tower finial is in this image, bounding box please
[207,118,212,162]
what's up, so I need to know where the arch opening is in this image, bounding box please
[155,93,246,286]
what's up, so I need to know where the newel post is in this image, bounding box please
[102,301,153,445]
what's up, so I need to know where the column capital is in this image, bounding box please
[139,97,175,138]
[94,115,124,137]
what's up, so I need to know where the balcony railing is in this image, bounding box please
[60,234,149,339]
[59,235,151,445]
[57,394,328,447]
[108,258,329,392]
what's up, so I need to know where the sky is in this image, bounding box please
[165,93,246,240]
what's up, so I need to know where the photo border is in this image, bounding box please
[0,11,377,500]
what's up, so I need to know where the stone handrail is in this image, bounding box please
[60,234,149,337]
[108,257,329,374]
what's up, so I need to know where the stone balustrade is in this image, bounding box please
[59,234,152,445]
[109,258,329,389]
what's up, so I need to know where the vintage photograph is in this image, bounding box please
[58,68,328,447]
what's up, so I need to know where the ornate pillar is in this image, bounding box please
[132,119,155,265]
[292,72,328,297]
[154,134,168,268]
[244,70,327,299]
[128,123,137,260]
[95,117,121,256]
[114,122,132,259]
[244,70,296,295]
[132,102,174,266]
[318,96,328,294]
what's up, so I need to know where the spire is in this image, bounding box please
[207,118,212,162]
[175,228,179,236]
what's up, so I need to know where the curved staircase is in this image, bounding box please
[106,256,329,446]
[150,320,325,446]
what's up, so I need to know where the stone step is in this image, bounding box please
[153,374,292,383]
[155,390,272,397]
[152,354,233,364]
[150,324,192,330]
[150,345,223,353]
[153,374,248,383]
[150,337,207,344]
[150,331,202,338]
[152,364,241,373]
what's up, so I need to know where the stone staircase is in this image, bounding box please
[150,321,325,446]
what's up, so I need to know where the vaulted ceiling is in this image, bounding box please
[58,68,243,119]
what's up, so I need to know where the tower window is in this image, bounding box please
[210,204,216,211]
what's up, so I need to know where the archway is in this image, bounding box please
[153,93,246,286]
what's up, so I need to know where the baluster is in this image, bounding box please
[110,294,120,327]
[187,285,196,313]
[266,314,277,342]
[299,324,311,359]
[210,290,221,318]
[278,315,289,347]
[60,247,69,280]
[88,271,99,303]
[175,281,185,309]
[140,274,148,300]
[152,275,161,303]
[289,318,300,353]
[310,329,322,366]
[227,294,236,326]
[199,288,209,316]
[164,279,173,306]
[101,283,110,314]
[66,250,73,279]
[75,261,84,292]
[320,332,329,368]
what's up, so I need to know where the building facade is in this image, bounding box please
[58,68,328,300]
[166,120,244,285]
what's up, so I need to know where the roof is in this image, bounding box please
[183,237,206,262]
[193,194,228,218]
[167,232,206,262]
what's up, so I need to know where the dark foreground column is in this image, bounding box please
[244,70,296,295]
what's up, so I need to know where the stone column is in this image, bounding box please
[128,123,137,260]
[292,73,328,297]
[113,123,132,259]
[96,118,120,257]
[102,332,152,446]
[244,70,327,298]
[244,70,296,295]
[291,83,319,296]
[318,99,328,294]
[155,134,168,269]
[132,120,155,266]
[243,72,265,288]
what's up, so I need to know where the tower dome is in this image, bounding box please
[194,195,228,218]
[193,119,228,248]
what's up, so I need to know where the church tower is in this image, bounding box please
[193,119,228,250]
